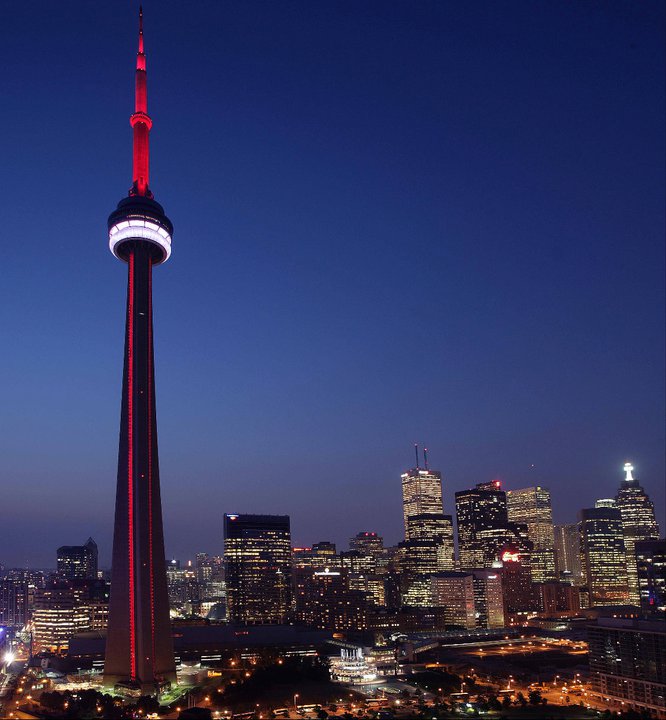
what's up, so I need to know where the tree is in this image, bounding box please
[488,696,502,711]
[528,690,543,705]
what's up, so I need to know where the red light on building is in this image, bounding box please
[502,551,521,563]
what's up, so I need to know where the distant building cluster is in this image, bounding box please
[1,538,108,653]
[208,458,662,638]
[0,458,663,711]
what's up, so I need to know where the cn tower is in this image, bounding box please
[104,8,176,694]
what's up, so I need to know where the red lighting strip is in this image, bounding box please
[128,251,137,681]
[148,260,156,673]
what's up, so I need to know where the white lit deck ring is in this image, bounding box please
[109,217,172,263]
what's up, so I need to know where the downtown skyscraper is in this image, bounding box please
[401,446,444,538]
[455,481,508,569]
[400,447,455,573]
[104,10,176,693]
[224,514,292,625]
[553,523,583,584]
[614,462,660,605]
[506,486,556,582]
[580,506,630,607]
[57,538,98,582]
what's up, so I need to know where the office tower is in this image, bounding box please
[401,448,444,540]
[455,481,508,569]
[296,568,368,631]
[32,579,91,652]
[401,575,433,607]
[506,486,556,582]
[340,550,377,574]
[165,561,199,617]
[57,538,98,581]
[104,10,176,693]
[312,540,337,557]
[614,463,660,605]
[401,514,456,572]
[469,569,505,629]
[194,554,225,602]
[350,532,384,556]
[0,573,30,628]
[88,583,111,631]
[348,575,386,607]
[499,547,534,621]
[224,514,292,625]
[635,539,665,616]
[310,541,338,568]
[430,572,476,629]
[588,618,666,717]
[399,538,453,576]
[195,553,211,584]
[553,524,583,584]
[292,546,317,570]
[579,507,630,607]
[533,582,580,615]
[476,521,533,569]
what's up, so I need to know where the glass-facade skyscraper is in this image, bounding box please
[57,538,98,581]
[455,481,508,569]
[553,523,583,585]
[224,514,292,625]
[506,486,556,582]
[401,467,444,539]
[580,506,629,607]
[614,463,660,605]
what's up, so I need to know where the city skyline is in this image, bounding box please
[4,461,661,570]
[0,1,664,567]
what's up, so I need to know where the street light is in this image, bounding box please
[293,693,299,709]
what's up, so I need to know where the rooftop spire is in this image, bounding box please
[623,462,635,483]
[130,5,153,198]
[138,6,144,59]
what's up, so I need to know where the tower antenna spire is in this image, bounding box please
[138,6,144,55]
[414,443,419,469]
[130,5,153,198]
[424,446,429,470]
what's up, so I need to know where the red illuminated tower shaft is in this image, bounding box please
[104,8,175,693]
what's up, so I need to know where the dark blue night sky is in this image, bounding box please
[0,2,663,567]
